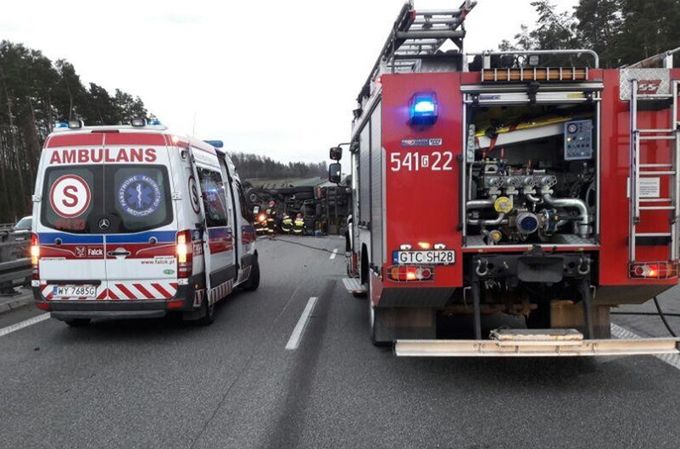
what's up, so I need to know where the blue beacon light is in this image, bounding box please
[409,93,438,126]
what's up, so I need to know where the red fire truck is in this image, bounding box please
[336,0,680,356]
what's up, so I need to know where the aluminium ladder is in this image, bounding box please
[357,0,476,105]
[628,79,680,264]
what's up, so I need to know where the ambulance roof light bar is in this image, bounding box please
[204,140,224,148]
[131,117,146,127]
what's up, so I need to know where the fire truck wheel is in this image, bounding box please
[241,258,261,291]
[368,283,390,347]
[64,318,91,328]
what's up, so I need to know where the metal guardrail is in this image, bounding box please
[0,239,31,295]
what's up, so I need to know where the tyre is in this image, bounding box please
[65,318,91,328]
[196,298,215,326]
[241,257,260,292]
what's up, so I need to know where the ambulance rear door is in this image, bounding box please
[100,133,179,301]
[37,132,108,301]
[192,146,236,303]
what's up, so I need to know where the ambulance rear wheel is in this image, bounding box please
[241,257,260,291]
[65,318,91,328]
[197,299,215,326]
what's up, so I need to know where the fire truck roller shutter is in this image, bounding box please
[358,125,371,227]
[370,102,384,267]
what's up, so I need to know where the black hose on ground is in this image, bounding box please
[611,311,680,317]
[604,297,680,337]
[270,236,337,255]
[653,296,678,338]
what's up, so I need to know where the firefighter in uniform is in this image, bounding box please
[266,200,277,235]
[293,212,305,235]
[281,214,293,234]
[254,206,268,234]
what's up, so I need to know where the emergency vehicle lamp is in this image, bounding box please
[204,140,224,149]
[409,93,438,126]
[131,118,146,127]
[68,120,83,129]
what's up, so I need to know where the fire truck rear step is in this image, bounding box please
[395,328,680,357]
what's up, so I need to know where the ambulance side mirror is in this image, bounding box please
[329,147,343,161]
[328,163,342,184]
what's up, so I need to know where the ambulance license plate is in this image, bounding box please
[393,250,456,265]
[54,285,97,298]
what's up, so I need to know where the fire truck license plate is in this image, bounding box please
[54,285,97,298]
[394,250,456,265]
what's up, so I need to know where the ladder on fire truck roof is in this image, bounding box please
[357,0,477,104]
[628,77,680,267]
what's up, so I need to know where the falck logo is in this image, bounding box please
[98,218,111,231]
[75,246,86,258]
[638,80,662,95]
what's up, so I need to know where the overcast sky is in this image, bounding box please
[2,0,578,163]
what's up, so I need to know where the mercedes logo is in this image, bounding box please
[98,218,111,231]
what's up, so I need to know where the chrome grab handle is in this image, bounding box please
[107,250,131,257]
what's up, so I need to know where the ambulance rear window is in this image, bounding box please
[41,166,102,233]
[41,165,172,234]
[109,165,172,233]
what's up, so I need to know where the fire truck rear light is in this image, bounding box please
[630,262,678,279]
[400,244,412,251]
[388,265,435,282]
[409,93,438,126]
[417,242,431,250]
[434,243,446,250]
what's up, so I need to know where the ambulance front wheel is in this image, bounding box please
[65,318,91,328]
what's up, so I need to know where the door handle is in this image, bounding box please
[107,249,131,257]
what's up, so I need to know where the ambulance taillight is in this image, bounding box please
[30,232,40,280]
[176,230,193,278]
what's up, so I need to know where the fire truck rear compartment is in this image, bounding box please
[464,102,598,248]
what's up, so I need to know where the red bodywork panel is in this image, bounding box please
[373,68,680,300]
[382,72,464,289]
[599,69,680,286]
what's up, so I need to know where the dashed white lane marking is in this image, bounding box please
[0,313,50,338]
[611,323,680,370]
[330,248,338,260]
[286,297,318,350]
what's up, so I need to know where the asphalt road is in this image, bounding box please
[2,236,680,449]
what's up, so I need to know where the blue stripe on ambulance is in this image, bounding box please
[39,231,176,245]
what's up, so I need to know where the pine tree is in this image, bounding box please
[575,0,622,67]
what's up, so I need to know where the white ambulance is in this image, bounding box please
[31,119,259,326]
